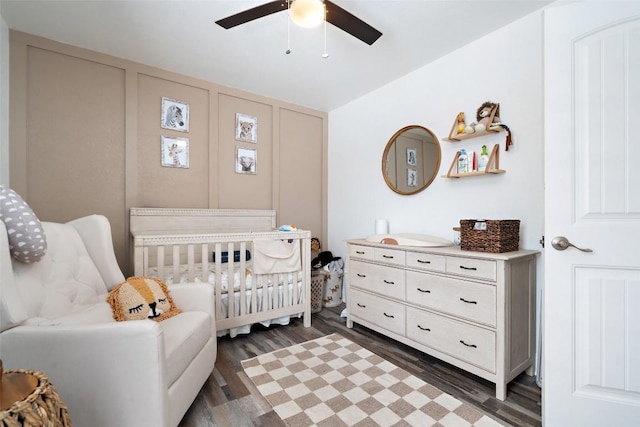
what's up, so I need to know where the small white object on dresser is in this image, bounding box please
[346,239,539,400]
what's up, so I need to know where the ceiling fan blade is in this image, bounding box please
[215,1,288,29]
[325,0,382,45]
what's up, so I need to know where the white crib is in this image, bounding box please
[130,208,311,337]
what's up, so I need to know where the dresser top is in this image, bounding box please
[346,239,540,261]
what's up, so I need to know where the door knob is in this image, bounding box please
[551,236,593,252]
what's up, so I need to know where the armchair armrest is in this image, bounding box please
[0,321,169,426]
[168,282,215,333]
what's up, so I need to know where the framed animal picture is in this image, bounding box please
[161,136,189,168]
[235,146,257,174]
[235,113,257,143]
[407,168,418,187]
[161,97,189,132]
[406,148,417,166]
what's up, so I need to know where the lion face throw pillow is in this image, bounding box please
[107,277,180,322]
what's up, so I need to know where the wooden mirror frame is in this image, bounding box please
[382,125,441,195]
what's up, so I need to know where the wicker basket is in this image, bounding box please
[460,219,520,253]
[0,369,72,427]
[311,270,328,313]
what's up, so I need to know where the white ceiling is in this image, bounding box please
[0,0,552,111]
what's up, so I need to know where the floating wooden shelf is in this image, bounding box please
[444,126,503,142]
[442,143,505,178]
[443,103,503,142]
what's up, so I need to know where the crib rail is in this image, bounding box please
[131,230,312,333]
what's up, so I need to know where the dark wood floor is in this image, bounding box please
[179,305,541,427]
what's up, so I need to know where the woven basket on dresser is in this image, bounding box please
[460,219,520,253]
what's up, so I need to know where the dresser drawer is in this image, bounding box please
[349,260,405,299]
[349,244,373,260]
[350,289,405,336]
[406,252,446,272]
[406,271,496,327]
[406,307,496,373]
[374,247,406,266]
[446,256,496,281]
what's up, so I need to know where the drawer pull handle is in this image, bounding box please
[357,303,366,308]
[383,280,395,284]
[417,288,431,293]
[459,265,478,271]
[417,325,431,331]
[459,340,477,348]
[383,255,395,259]
[417,259,431,264]
[356,251,365,254]
[357,273,366,278]
[459,297,477,304]
[383,312,395,318]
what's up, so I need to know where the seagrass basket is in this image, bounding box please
[0,369,72,427]
[460,219,520,253]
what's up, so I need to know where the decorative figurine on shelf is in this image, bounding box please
[475,101,500,131]
[475,101,513,151]
[447,101,512,150]
[456,112,466,134]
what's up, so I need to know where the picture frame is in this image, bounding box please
[235,113,257,143]
[236,146,257,174]
[407,148,417,166]
[161,136,189,168]
[407,168,418,187]
[161,97,189,132]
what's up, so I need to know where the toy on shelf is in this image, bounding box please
[455,112,466,134]
[445,102,512,150]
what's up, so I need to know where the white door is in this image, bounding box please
[544,2,640,426]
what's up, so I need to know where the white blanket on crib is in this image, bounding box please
[253,239,301,274]
[147,265,301,293]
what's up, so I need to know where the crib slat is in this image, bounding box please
[262,274,271,311]
[239,241,247,317]
[142,246,149,277]
[302,236,311,327]
[283,252,290,308]
[201,244,209,284]
[157,246,165,279]
[214,243,223,322]
[173,245,180,282]
[249,242,257,318]
[187,244,195,282]
[226,242,235,319]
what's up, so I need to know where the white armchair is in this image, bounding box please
[0,214,216,427]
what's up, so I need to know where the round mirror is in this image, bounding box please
[382,125,441,195]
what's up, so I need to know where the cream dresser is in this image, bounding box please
[346,239,538,400]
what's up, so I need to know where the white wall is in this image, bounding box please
[0,14,8,185]
[328,10,545,259]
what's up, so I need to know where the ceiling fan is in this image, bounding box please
[215,0,383,46]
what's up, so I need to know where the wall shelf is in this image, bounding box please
[443,103,503,142]
[443,126,503,142]
[442,143,505,178]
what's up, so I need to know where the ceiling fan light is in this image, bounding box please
[290,0,325,29]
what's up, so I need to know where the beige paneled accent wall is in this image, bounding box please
[278,109,324,234]
[218,94,273,209]
[17,46,127,262]
[137,74,211,208]
[9,31,327,275]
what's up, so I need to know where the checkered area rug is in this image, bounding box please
[241,333,504,427]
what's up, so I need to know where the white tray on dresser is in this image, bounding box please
[346,239,539,400]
